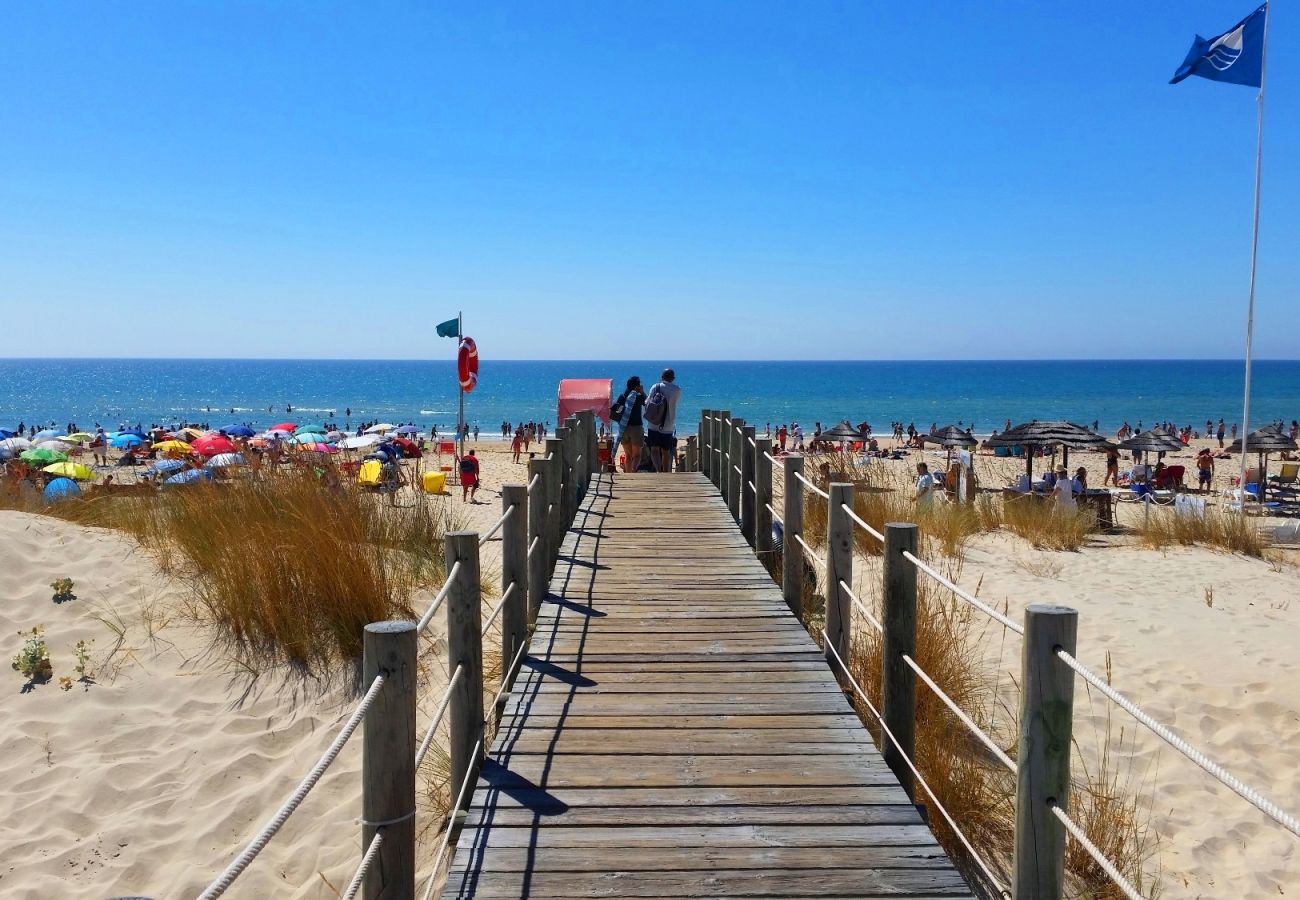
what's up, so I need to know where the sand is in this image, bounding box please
[3,439,1297,898]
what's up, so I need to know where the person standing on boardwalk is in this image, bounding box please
[611,376,646,473]
[645,368,682,472]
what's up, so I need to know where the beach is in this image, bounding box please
[2,436,1298,898]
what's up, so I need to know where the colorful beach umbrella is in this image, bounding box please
[42,462,95,481]
[110,434,145,449]
[35,440,76,452]
[1,437,33,453]
[163,468,214,486]
[363,423,396,434]
[290,432,328,445]
[205,452,248,468]
[394,425,420,435]
[299,442,338,454]
[338,434,381,450]
[64,432,96,443]
[0,428,14,439]
[145,459,187,477]
[270,422,298,433]
[33,429,60,441]
[191,434,237,457]
[153,440,193,453]
[20,448,67,465]
[43,477,81,503]
[220,424,256,438]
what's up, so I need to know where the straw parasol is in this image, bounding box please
[986,420,1111,476]
[817,421,868,442]
[923,425,978,465]
[1227,424,1297,499]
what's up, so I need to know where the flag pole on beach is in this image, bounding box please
[1170,2,1270,509]
[457,310,465,461]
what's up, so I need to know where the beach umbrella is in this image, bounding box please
[144,459,187,477]
[42,461,95,481]
[300,442,338,454]
[364,423,396,434]
[339,434,382,450]
[1118,427,1184,455]
[1228,424,1297,500]
[270,422,298,433]
[1,437,33,454]
[206,452,248,468]
[816,421,868,442]
[43,477,81,503]
[64,432,96,443]
[110,433,145,449]
[220,424,256,438]
[325,430,344,441]
[35,440,77,452]
[191,434,238,457]
[923,425,978,465]
[164,468,214,486]
[290,432,328,445]
[118,428,148,439]
[33,429,60,441]
[153,440,193,453]
[0,428,14,439]
[21,448,68,465]
[174,427,206,441]
[987,420,1111,476]
[395,425,420,435]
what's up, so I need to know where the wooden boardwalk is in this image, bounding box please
[443,472,972,898]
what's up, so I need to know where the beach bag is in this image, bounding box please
[644,386,668,430]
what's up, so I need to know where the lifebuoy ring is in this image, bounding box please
[457,337,479,392]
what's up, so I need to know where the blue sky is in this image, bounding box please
[1,2,1296,359]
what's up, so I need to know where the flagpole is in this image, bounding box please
[1237,4,1269,510]
[457,310,465,463]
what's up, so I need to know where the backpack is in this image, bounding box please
[459,457,475,474]
[644,385,669,430]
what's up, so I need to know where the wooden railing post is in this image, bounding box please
[361,620,417,900]
[881,522,918,802]
[1013,605,1078,900]
[755,436,773,558]
[685,435,698,473]
[700,410,711,478]
[578,410,596,484]
[715,410,730,494]
[727,417,745,525]
[566,414,584,500]
[445,532,483,816]
[824,482,854,681]
[782,456,805,618]
[526,459,548,622]
[740,425,757,547]
[500,484,528,693]
[544,438,564,571]
[554,425,572,526]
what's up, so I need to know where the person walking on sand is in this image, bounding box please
[611,376,646,473]
[645,368,682,472]
[511,429,523,463]
[459,449,480,503]
[1103,446,1120,487]
[912,462,936,511]
[1196,447,1214,493]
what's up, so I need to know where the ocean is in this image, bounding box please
[1,359,1297,437]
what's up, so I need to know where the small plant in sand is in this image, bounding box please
[50,577,76,603]
[12,626,53,682]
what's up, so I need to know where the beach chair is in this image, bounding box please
[1269,462,1299,493]
[1153,465,1185,491]
[437,440,456,458]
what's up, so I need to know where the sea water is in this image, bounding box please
[1,359,1297,437]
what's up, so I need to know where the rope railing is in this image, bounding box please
[417,561,463,634]
[901,549,1024,635]
[478,503,516,545]
[1049,801,1145,900]
[414,665,464,770]
[793,469,829,500]
[746,479,756,494]
[491,641,529,711]
[838,579,882,633]
[420,735,485,900]
[793,533,825,568]
[822,635,1010,898]
[341,832,385,900]
[765,502,783,526]
[481,581,518,633]
[841,502,884,543]
[196,674,388,900]
[902,653,1016,774]
[747,435,757,448]
[1056,647,1300,839]
[763,450,779,466]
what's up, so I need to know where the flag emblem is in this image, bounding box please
[1170,3,1267,88]
[1205,25,1245,71]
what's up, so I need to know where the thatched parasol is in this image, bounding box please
[817,421,868,443]
[1118,427,1185,455]
[986,420,1111,476]
[1228,425,1297,499]
[924,425,977,465]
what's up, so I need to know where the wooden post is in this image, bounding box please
[1012,604,1078,900]
[685,435,698,473]
[554,425,572,526]
[361,620,417,900]
[526,459,548,622]
[755,436,773,558]
[578,410,596,484]
[881,522,918,802]
[544,438,564,571]
[500,485,528,692]
[740,425,757,547]
[700,411,710,477]
[715,410,730,493]
[446,532,483,816]
[783,455,805,618]
[728,417,745,525]
[566,414,583,501]
[824,482,854,681]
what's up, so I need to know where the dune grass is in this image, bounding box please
[1135,505,1266,557]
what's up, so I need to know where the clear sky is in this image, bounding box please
[1,2,1296,359]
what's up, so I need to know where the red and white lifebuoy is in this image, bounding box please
[457,337,479,392]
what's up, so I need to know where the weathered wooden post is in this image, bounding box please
[361,620,417,900]
[881,522,918,802]
[526,459,548,622]
[500,485,528,692]
[715,409,730,494]
[755,436,773,558]
[740,425,757,546]
[554,424,572,526]
[685,435,698,473]
[578,410,596,484]
[445,532,483,816]
[544,438,564,570]
[727,417,745,525]
[824,482,854,681]
[1012,604,1078,900]
[782,456,805,618]
[700,410,710,478]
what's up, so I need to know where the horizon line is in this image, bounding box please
[0,356,1293,364]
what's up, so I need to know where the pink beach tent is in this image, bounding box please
[557,379,612,426]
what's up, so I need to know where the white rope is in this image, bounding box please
[1056,647,1300,839]
[793,470,830,500]
[841,503,884,543]
[478,503,515,546]
[1049,801,1146,900]
[415,664,464,770]
[490,640,529,710]
[746,479,756,494]
[902,653,1016,773]
[340,831,384,900]
[793,533,826,568]
[196,674,387,900]
[481,581,518,633]
[527,472,541,491]
[838,579,883,633]
[822,635,1009,897]
[417,561,462,634]
[420,736,485,900]
[765,502,784,526]
[527,535,540,557]
[901,550,1024,635]
[733,464,742,476]
[747,435,757,448]
[763,451,780,466]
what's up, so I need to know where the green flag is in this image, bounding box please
[435,317,460,338]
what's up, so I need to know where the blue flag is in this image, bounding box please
[1170,3,1267,88]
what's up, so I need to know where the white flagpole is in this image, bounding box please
[1237,5,1269,509]
[457,310,465,463]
